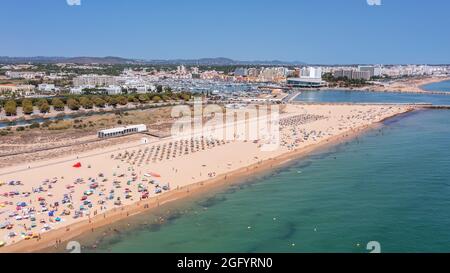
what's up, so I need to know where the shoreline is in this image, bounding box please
[0,107,416,253]
[319,77,450,95]
[418,77,450,92]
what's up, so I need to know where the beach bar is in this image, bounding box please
[98,124,147,138]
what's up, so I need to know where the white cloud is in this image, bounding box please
[367,0,382,6]
[67,0,81,6]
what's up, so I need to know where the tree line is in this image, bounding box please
[322,72,369,88]
[0,91,192,116]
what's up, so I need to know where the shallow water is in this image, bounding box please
[296,89,450,105]
[72,109,450,253]
[422,80,450,92]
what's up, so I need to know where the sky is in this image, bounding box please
[1,0,450,64]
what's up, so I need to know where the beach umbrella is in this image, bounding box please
[73,162,82,168]
[148,172,161,178]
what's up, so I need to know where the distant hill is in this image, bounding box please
[0,56,140,65]
[0,56,306,66]
[64,56,140,64]
[146,57,306,66]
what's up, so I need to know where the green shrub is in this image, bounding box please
[67,98,80,111]
[48,120,72,130]
[29,122,40,129]
[37,99,50,113]
[42,120,53,127]
[4,100,17,116]
[22,99,34,115]
[52,98,65,111]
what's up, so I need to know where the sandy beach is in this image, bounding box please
[360,76,450,94]
[0,103,415,252]
[0,106,181,168]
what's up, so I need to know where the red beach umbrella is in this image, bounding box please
[73,162,82,168]
[148,172,161,177]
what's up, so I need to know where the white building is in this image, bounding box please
[258,67,288,82]
[98,124,147,138]
[70,86,84,95]
[0,84,35,96]
[73,74,117,87]
[38,84,56,92]
[105,85,122,95]
[300,67,322,79]
[358,65,382,78]
[6,71,45,79]
[135,84,155,93]
[334,69,370,80]
[177,65,187,75]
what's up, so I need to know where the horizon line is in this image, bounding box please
[1,55,450,66]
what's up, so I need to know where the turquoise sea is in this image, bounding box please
[74,107,450,253]
[296,89,450,104]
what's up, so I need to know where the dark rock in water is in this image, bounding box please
[278,221,297,240]
[197,195,227,208]
[106,236,123,246]
[224,186,238,194]
[166,211,183,222]
[147,223,162,232]
[297,161,312,169]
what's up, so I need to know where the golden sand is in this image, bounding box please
[0,104,415,252]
